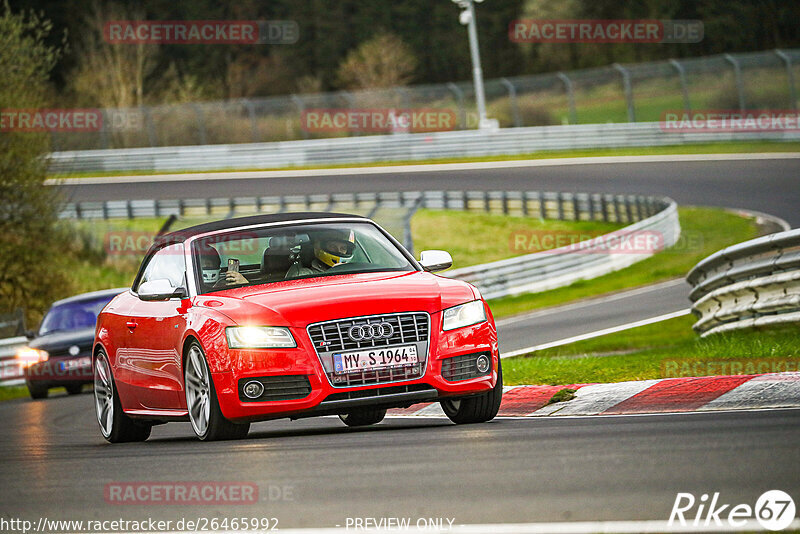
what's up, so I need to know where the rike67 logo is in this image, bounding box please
[669,490,796,531]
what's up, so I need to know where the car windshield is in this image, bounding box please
[192,221,416,294]
[38,295,116,336]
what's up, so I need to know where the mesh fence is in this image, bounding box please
[50,48,800,151]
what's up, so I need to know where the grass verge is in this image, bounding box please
[411,209,622,268]
[0,386,29,402]
[503,315,800,385]
[487,206,761,319]
[49,141,800,179]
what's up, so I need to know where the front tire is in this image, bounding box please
[441,360,503,424]
[339,408,387,427]
[185,342,250,441]
[65,384,83,395]
[26,380,48,399]
[94,350,151,443]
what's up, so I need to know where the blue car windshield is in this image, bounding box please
[39,295,116,336]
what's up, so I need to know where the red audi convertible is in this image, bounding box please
[93,212,501,442]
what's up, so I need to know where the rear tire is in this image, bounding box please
[339,408,387,427]
[185,341,250,441]
[26,380,48,399]
[441,360,503,424]
[94,350,151,443]
[65,384,83,395]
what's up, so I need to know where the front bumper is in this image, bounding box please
[211,318,498,423]
[24,356,93,387]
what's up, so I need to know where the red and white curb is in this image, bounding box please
[387,372,800,418]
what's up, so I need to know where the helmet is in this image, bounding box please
[314,229,355,268]
[197,244,221,285]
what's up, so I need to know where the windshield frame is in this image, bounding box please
[186,217,422,295]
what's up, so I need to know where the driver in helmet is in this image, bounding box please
[286,229,355,278]
[198,244,248,289]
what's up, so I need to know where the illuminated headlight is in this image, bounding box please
[442,300,487,331]
[16,347,49,368]
[225,326,296,349]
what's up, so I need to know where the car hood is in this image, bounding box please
[194,271,476,327]
[29,328,96,352]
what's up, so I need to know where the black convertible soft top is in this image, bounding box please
[156,212,365,244]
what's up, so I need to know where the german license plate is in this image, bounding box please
[333,345,418,374]
[60,356,91,371]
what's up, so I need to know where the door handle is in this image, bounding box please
[126,321,138,330]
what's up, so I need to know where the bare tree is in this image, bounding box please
[69,2,156,108]
[336,33,417,90]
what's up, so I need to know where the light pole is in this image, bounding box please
[452,0,497,130]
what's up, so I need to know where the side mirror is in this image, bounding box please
[25,330,36,340]
[138,279,187,301]
[419,250,453,273]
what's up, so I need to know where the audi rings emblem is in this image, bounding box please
[348,322,394,342]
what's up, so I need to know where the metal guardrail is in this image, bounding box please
[48,121,800,173]
[445,197,679,299]
[0,336,27,386]
[687,228,800,336]
[46,48,800,152]
[60,189,678,301]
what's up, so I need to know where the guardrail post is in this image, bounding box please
[242,98,260,142]
[500,78,521,127]
[556,72,577,124]
[775,50,798,111]
[571,193,579,221]
[556,192,565,220]
[612,64,636,122]
[191,103,208,145]
[521,191,529,217]
[447,83,467,130]
[126,200,133,220]
[290,95,309,140]
[588,194,596,221]
[99,109,110,149]
[600,195,609,222]
[669,59,692,113]
[502,191,509,214]
[724,54,746,112]
[537,192,546,220]
[625,196,634,223]
[141,106,157,147]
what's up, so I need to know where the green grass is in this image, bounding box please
[411,209,622,268]
[503,315,800,385]
[487,206,761,318]
[48,141,800,179]
[0,386,29,402]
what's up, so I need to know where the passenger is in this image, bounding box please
[198,244,248,289]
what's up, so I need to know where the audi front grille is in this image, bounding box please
[307,312,430,388]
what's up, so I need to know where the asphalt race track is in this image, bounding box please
[1,392,799,528]
[56,156,799,351]
[57,157,800,226]
[2,156,791,528]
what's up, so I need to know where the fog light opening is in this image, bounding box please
[476,354,490,374]
[243,380,265,399]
